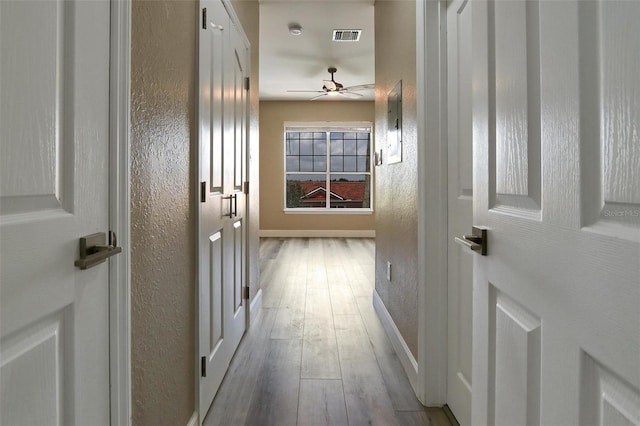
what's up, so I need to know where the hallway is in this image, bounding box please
[203,238,453,426]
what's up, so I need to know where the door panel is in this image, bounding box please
[580,0,640,240]
[446,0,473,424]
[1,0,111,423]
[492,290,541,426]
[491,0,541,213]
[199,0,249,419]
[472,1,640,424]
[199,1,230,418]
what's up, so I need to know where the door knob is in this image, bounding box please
[455,226,488,255]
[75,231,122,270]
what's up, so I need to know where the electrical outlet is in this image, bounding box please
[386,261,392,281]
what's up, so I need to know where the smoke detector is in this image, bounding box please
[288,23,303,36]
[332,29,362,42]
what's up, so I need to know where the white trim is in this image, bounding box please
[109,0,132,424]
[259,229,375,238]
[284,208,373,215]
[416,0,448,406]
[284,121,373,131]
[250,288,263,325]
[186,411,199,426]
[372,289,418,390]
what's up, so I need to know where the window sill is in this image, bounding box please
[284,208,374,215]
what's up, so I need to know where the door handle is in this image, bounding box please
[233,194,237,217]
[455,226,488,255]
[75,231,122,270]
[222,194,237,218]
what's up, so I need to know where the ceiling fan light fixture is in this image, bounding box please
[288,23,303,36]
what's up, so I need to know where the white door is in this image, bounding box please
[471,0,640,424]
[446,0,473,424]
[0,0,112,424]
[198,0,249,419]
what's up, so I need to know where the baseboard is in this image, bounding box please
[259,229,375,238]
[186,411,198,426]
[250,288,263,325]
[372,289,419,391]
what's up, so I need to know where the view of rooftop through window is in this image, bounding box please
[284,125,372,211]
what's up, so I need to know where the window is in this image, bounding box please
[284,122,373,212]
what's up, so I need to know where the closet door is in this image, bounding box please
[198,0,249,419]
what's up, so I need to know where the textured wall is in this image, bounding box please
[374,1,418,357]
[231,0,261,302]
[130,0,196,424]
[259,101,376,232]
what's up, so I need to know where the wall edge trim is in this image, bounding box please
[372,288,418,391]
[250,288,263,326]
[259,229,375,238]
[186,411,198,426]
[109,0,132,423]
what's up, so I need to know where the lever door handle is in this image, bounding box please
[455,226,488,255]
[75,231,122,270]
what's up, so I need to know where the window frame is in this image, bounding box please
[283,121,374,214]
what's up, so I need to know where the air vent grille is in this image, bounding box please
[332,29,362,42]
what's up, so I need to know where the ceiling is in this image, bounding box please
[258,0,375,101]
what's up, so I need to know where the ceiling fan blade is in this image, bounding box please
[287,90,325,93]
[309,93,328,101]
[342,83,375,91]
[338,91,363,99]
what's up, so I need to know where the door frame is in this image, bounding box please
[416,0,449,406]
[109,0,132,423]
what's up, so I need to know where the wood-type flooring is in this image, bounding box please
[203,238,453,426]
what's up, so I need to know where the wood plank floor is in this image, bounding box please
[203,238,452,426]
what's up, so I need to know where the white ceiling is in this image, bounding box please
[259,0,375,101]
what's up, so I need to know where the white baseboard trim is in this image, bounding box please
[259,229,375,238]
[186,411,198,426]
[250,288,263,325]
[372,288,419,392]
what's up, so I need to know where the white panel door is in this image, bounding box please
[0,0,111,424]
[471,0,640,424]
[225,15,248,354]
[446,0,473,424]
[198,0,249,419]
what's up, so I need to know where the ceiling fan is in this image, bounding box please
[287,67,374,100]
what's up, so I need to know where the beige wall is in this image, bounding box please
[130,0,197,424]
[374,1,418,357]
[130,0,260,423]
[259,101,376,232]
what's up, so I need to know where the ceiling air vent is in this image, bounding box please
[332,29,362,42]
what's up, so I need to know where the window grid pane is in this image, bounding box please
[286,129,371,209]
[286,132,327,173]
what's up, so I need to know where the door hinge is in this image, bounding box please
[200,181,207,203]
[201,356,207,377]
[243,286,250,300]
[243,181,249,195]
[202,8,207,30]
[245,77,250,91]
